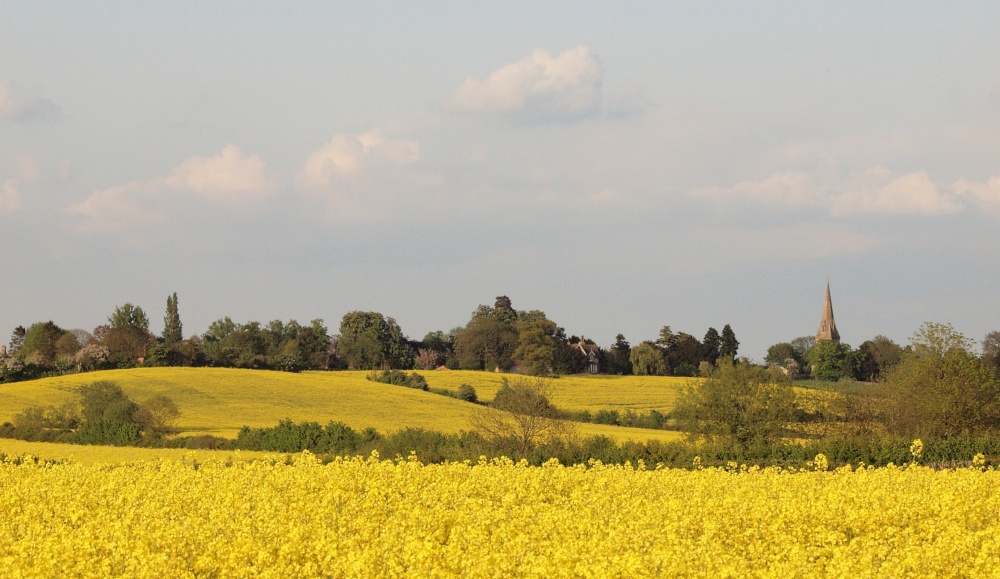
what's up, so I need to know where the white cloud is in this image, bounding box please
[953,176,1000,213]
[831,169,962,216]
[297,129,441,223]
[699,167,965,217]
[164,145,275,200]
[449,46,604,121]
[298,129,420,189]
[69,145,276,233]
[0,179,23,214]
[716,170,820,207]
[0,80,60,122]
[67,182,159,233]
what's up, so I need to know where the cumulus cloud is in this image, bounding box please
[297,129,441,223]
[449,46,604,122]
[711,170,819,208]
[831,169,962,216]
[0,156,41,215]
[67,182,159,233]
[69,145,276,233]
[698,167,965,217]
[298,130,420,189]
[953,176,1000,213]
[0,80,60,122]
[164,145,275,200]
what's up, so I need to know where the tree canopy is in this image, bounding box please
[882,322,1000,438]
[675,361,795,449]
[336,311,412,370]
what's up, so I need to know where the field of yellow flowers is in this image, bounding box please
[1,367,683,442]
[3,451,998,577]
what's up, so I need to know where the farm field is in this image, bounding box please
[2,453,997,577]
[0,368,685,442]
[0,439,282,466]
[419,370,688,413]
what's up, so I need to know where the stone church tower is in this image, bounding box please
[815,281,840,342]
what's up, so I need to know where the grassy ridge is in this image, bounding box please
[0,368,684,442]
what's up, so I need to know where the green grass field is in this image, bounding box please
[0,368,686,443]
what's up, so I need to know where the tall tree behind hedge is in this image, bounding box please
[18,321,66,366]
[162,293,183,345]
[720,324,739,362]
[604,334,632,375]
[102,304,154,366]
[702,327,721,364]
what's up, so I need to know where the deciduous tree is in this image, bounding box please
[337,311,413,370]
[675,361,795,449]
[604,334,632,375]
[981,331,1000,372]
[102,304,155,366]
[855,335,904,382]
[514,318,559,375]
[18,321,66,367]
[469,377,575,456]
[453,316,518,371]
[765,342,800,368]
[629,341,666,376]
[882,322,1000,438]
[807,340,854,381]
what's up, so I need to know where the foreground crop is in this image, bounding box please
[2,454,998,577]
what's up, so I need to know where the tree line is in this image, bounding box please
[683,323,1000,452]
[0,294,745,383]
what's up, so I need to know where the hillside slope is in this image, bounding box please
[0,368,686,442]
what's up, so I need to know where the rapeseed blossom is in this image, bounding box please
[1,453,998,577]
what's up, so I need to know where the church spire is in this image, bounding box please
[815,281,840,342]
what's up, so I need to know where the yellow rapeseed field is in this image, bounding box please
[2,451,997,578]
[0,368,683,443]
[0,439,283,466]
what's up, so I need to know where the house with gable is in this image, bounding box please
[572,336,601,374]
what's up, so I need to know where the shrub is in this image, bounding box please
[367,369,429,391]
[594,409,620,425]
[133,395,180,435]
[76,419,142,446]
[457,383,478,403]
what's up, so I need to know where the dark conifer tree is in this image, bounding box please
[720,324,739,362]
[163,293,183,345]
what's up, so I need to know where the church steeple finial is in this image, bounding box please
[816,280,840,342]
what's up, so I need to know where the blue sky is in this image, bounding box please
[2,2,999,360]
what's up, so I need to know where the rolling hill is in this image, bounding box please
[0,368,688,442]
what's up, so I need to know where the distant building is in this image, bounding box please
[815,281,841,342]
[573,336,601,374]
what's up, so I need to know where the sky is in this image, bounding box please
[2,2,999,361]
